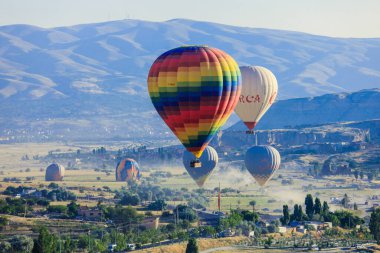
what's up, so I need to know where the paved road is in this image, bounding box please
[200,245,376,253]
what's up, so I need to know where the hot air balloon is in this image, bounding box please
[45,163,65,181]
[244,146,281,186]
[115,158,141,182]
[183,146,218,187]
[147,46,241,167]
[234,66,278,133]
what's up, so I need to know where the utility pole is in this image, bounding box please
[59,232,62,253]
[218,182,221,212]
[88,230,91,252]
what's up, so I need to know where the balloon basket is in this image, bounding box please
[190,160,202,168]
[246,130,254,134]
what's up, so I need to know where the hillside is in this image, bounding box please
[1,19,380,141]
[228,88,380,131]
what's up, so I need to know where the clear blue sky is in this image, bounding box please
[0,0,379,38]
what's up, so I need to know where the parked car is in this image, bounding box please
[127,243,136,250]
[108,244,117,252]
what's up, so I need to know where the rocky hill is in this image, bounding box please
[229,89,380,131]
[213,120,378,155]
[1,19,380,141]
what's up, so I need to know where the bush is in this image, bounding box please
[47,205,67,214]
[267,224,277,233]
[186,238,199,253]
[10,235,34,253]
[0,241,11,253]
[119,193,140,206]
[177,205,198,222]
[48,183,59,189]
[148,199,167,211]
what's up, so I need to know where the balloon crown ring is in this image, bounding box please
[180,45,209,48]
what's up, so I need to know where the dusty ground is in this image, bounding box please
[0,142,379,217]
[134,236,248,253]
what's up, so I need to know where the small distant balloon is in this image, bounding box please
[182,146,218,187]
[244,145,281,186]
[115,158,141,182]
[235,66,278,131]
[45,163,65,181]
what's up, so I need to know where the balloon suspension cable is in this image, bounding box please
[190,159,202,168]
[259,186,266,195]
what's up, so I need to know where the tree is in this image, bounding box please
[249,200,256,212]
[67,201,79,218]
[292,204,304,221]
[105,206,143,232]
[0,242,11,253]
[369,208,380,244]
[177,205,198,222]
[322,201,329,214]
[298,206,304,221]
[305,194,314,219]
[280,205,290,225]
[359,171,364,180]
[368,173,374,182]
[10,235,34,253]
[314,198,322,215]
[341,193,349,208]
[147,199,167,211]
[353,170,359,180]
[333,210,364,228]
[292,204,299,221]
[349,160,358,169]
[353,203,358,210]
[47,205,67,214]
[186,238,199,253]
[33,226,57,253]
[240,210,259,223]
[0,216,8,230]
[119,193,140,206]
[48,183,59,189]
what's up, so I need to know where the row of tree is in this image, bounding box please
[280,194,364,229]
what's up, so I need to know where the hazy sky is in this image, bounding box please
[0,0,379,38]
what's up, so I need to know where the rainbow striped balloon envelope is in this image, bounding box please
[148,46,241,158]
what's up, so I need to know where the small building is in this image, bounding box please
[197,210,225,226]
[140,217,159,230]
[323,222,332,229]
[330,197,342,204]
[78,206,102,220]
[296,225,307,234]
[219,229,234,237]
[243,230,255,237]
[21,188,42,198]
[278,226,287,233]
[304,221,326,230]
[255,221,269,228]
[289,221,300,227]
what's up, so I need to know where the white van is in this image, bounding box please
[108,244,117,252]
[127,243,136,250]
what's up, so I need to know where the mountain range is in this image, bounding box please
[0,19,379,141]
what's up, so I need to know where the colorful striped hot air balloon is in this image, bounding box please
[244,145,281,186]
[183,146,218,187]
[115,158,141,182]
[147,46,241,161]
[235,66,278,132]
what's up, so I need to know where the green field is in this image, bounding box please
[0,142,379,217]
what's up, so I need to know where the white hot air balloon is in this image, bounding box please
[235,66,278,133]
